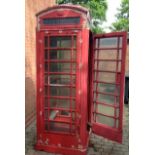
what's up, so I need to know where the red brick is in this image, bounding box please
[25,0,55,126]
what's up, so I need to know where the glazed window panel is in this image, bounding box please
[119,37,123,48]
[94,94,119,106]
[94,61,118,72]
[49,99,75,109]
[45,75,76,85]
[50,86,76,97]
[96,114,115,127]
[99,37,118,48]
[49,62,76,73]
[43,17,80,25]
[95,50,118,60]
[44,109,48,119]
[44,49,48,60]
[95,72,116,83]
[44,86,48,96]
[44,36,48,47]
[49,50,76,60]
[94,83,120,95]
[44,63,48,72]
[44,98,48,107]
[97,104,115,116]
[50,36,72,48]
[44,121,49,130]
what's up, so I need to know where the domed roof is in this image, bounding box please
[36,4,91,21]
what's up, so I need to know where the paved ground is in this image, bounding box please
[25,104,129,155]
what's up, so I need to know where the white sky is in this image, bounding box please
[103,0,122,32]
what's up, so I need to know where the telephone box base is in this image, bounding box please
[35,144,87,155]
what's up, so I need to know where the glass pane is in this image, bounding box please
[49,99,75,109]
[95,72,116,83]
[45,121,48,130]
[45,75,76,85]
[119,37,123,48]
[49,109,71,119]
[50,111,75,120]
[43,17,80,25]
[44,75,48,84]
[49,110,61,120]
[94,94,119,105]
[94,83,120,95]
[50,36,72,48]
[49,50,76,60]
[44,36,48,47]
[99,37,118,48]
[44,110,48,119]
[44,98,48,107]
[44,50,48,60]
[95,50,118,60]
[73,36,76,48]
[44,86,48,95]
[95,61,117,71]
[95,39,99,48]
[48,111,75,121]
[96,114,115,127]
[49,50,57,59]
[44,63,48,72]
[49,62,76,73]
[97,104,115,116]
[50,87,75,97]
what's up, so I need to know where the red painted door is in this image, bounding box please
[36,30,82,135]
[91,32,127,143]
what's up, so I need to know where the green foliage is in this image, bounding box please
[56,0,108,33]
[91,26,105,34]
[110,0,129,32]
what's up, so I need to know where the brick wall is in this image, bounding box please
[25,0,55,127]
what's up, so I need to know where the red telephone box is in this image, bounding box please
[35,4,127,155]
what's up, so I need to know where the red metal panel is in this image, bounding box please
[35,144,87,155]
[36,5,89,31]
[36,30,90,155]
[91,32,127,143]
[79,29,90,146]
[36,30,44,139]
[35,5,90,155]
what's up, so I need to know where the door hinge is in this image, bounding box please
[87,122,92,131]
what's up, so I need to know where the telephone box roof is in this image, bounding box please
[36,4,91,21]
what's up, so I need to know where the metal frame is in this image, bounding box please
[91,32,127,143]
[35,5,90,155]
